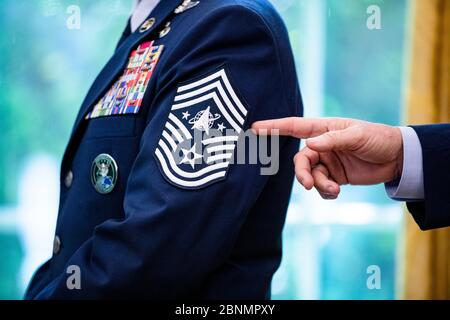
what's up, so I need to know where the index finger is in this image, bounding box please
[251,117,332,139]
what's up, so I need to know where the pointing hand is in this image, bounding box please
[252,117,403,199]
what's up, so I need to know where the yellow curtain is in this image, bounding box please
[403,0,450,299]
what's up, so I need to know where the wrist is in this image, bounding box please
[395,128,404,180]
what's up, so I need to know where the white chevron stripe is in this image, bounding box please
[202,136,239,145]
[177,69,247,117]
[206,144,236,154]
[162,130,178,151]
[154,68,249,188]
[174,80,245,123]
[156,149,227,188]
[215,79,245,121]
[175,81,218,101]
[177,69,224,92]
[168,113,192,140]
[158,140,229,178]
[206,153,233,164]
[165,122,184,142]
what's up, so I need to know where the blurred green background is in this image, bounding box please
[0,0,409,299]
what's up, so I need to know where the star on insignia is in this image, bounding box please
[182,111,191,120]
[180,143,203,169]
[154,68,248,189]
[217,123,226,132]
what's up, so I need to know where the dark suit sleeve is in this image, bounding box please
[32,5,301,299]
[406,124,450,230]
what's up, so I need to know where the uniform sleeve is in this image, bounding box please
[34,5,301,299]
[406,124,450,230]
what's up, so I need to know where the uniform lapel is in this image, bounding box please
[70,0,182,137]
[114,18,131,51]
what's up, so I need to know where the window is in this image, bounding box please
[271,0,409,299]
[0,0,409,299]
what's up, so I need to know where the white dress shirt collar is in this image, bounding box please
[130,0,161,32]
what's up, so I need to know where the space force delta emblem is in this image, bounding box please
[155,68,248,189]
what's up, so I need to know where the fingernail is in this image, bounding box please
[322,193,337,200]
[327,185,335,194]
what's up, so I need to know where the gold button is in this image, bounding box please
[64,170,73,188]
[53,235,61,255]
[139,18,156,33]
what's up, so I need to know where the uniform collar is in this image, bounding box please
[131,0,161,33]
[66,0,183,148]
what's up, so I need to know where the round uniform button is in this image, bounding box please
[64,170,73,188]
[53,235,61,255]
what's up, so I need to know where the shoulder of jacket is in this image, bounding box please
[192,0,287,37]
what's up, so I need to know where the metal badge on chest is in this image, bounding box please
[159,22,171,38]
[174,0,200,14]
[139,17,156,33]
[91,154,118,194]
[88,1,201,194]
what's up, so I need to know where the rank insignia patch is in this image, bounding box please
[155,68,248,189]
[87,41,164,119]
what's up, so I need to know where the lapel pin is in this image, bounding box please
[139,17,156,33]
[159,22,171,38]
[175,0,200,15]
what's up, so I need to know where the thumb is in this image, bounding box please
[306,126,362,152]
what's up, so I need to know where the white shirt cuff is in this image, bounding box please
[385,126,425,201]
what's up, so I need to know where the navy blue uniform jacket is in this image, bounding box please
[407,125,450,230]
[25,0,303,299]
